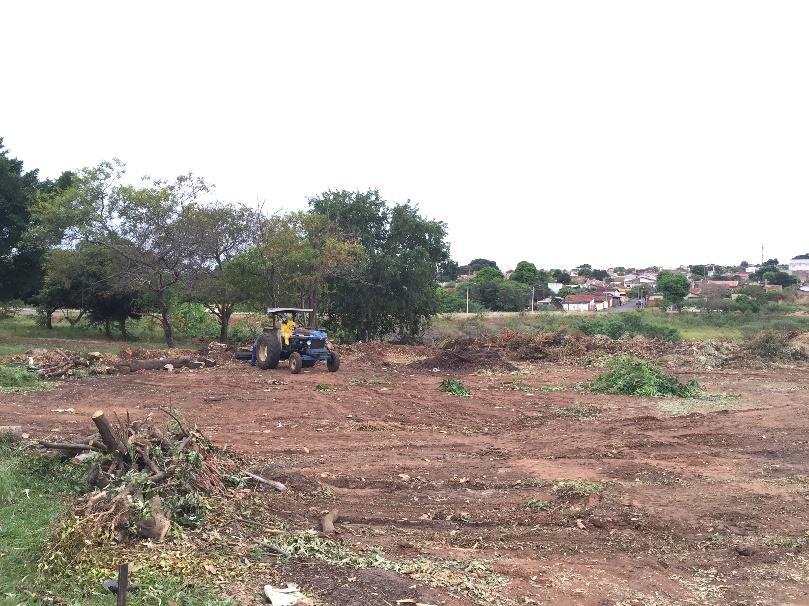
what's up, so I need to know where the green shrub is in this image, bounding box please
[171,303,219,339]
[229,315,263,343]
[577,312,681,341]
[590,355,701,397]
[0,300,24,320]
[440,378,471,397]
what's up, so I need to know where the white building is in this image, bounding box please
[789,256,809,282]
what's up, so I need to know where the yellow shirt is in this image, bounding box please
[280,320,296,344]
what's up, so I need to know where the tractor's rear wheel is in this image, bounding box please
[327,351,340,372]
[289,352,303,374]
[256,331,281,369]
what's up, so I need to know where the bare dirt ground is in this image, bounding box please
[2,345,809,605]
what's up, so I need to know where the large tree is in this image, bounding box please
[656,271,691,309]
[509,261,539,284]
[185,202,258,342]
[32,161,209,346]
[308,190,449,341]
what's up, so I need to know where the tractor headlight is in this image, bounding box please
[307,340,312,346]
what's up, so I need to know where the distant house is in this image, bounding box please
[562,294,596,312]
[624,273,657,286]
[647,293,665,306]
[706,280,739,289]
[591,293,614,310]
[764,284,783,292]
[789,256,809,282]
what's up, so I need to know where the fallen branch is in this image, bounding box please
[245,471,288,492]
[39,441,97,452]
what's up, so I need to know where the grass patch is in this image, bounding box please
[426,308,809,344]
[0,364,50,393]
[440,378,471,397]
[0,438,233,605]
[315,383,336,392]
[590,355,701,398]
[552,479,606,498]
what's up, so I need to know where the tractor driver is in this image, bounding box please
[280,314,296,346]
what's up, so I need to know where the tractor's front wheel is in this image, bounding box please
[256,331,281,369]
[327,351,340,372]
[289,352,303,374]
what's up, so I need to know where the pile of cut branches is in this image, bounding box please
[40,409,240,556]
[24,349,93,379]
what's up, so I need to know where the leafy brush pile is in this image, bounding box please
[590,355,701,397]
[40,409,245,568]
[440,378,471,397]
[0,364,47,392]
[740,330,808,362]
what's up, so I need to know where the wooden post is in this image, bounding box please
[116,562,129,606]
[92,410,130,463]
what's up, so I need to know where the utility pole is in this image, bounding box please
[531,286,535,312]
[466,288,469,314]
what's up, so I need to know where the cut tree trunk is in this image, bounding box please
[92,410,131,463]
[321,508,340,534]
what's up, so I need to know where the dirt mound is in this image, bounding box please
[788,331,809,355]
[731,330,809,364]
[414,338,516,372]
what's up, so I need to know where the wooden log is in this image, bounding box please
[39,441,96,451]
[321,508,340,534]
[0,426,23,442]
[114,357,207,372]
[244,471,288,492]
[92,410,131,463]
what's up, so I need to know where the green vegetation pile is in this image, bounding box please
[440,378,472,397]
[589,355,702,397]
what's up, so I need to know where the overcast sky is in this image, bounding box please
[3,1,807,271]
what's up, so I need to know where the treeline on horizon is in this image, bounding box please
[0,139,449,345]
[1,139,803,343]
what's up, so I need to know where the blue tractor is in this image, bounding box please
[253,308,340,374]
